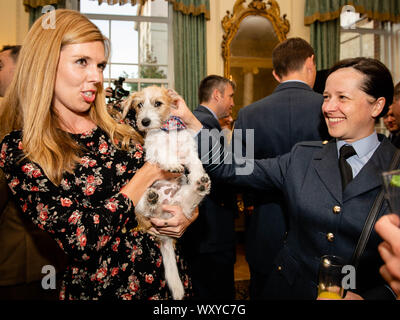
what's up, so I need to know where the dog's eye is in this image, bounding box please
[155,101,163,107]
[137,102,143,108]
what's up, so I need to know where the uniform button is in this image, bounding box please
[277,266,282,271]
[333,206,341,214]
[322,140,329,145]
[121,226,127,234]
[326,233,335,242]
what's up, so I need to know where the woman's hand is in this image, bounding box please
[149,206,199,238]
[120,162,180,206]
[168,89,202,132]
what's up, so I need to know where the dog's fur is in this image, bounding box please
[122,86,210,299]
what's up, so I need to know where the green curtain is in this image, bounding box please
[305,0,400,71]
[172,0,208,111]
[24,0,65,27]
[309,19,340,71]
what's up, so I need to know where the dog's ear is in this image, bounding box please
[121,93,136,119]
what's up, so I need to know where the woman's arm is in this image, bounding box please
[169,91,287,192]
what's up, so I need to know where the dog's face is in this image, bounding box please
[122,86,173,132]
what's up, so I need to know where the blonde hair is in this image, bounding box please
[0,9,142,185]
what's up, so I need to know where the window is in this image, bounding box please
[80,0,173,94]
[340,9,400,135]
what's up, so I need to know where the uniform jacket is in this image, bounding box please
[203,134,396,299]
[181,105,237,256]
[233,81,329,276]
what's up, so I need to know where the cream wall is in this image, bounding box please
[0,0,29,48]
[206,0,309,76]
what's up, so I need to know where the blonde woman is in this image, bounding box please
[0,9,195,300]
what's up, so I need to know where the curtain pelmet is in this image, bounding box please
[95,0,152,6]
[23,0,59,10]
[305,0,400,25]
[94,0,210,20]
[168,0,209,20]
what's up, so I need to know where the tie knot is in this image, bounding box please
[340,145,356,160]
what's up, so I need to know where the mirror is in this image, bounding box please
[222,0,290,118]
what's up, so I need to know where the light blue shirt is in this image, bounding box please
[336,131,380,178]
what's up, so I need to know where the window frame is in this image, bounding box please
[80,1,174,91]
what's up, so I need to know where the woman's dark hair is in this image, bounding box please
[328,57,394,118]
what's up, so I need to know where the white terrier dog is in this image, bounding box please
[122,86,210,299]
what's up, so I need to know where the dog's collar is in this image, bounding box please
[160,116,187,132]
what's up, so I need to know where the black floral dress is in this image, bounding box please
[0,127,192,300]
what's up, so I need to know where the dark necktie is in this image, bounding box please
[339,145,356,190]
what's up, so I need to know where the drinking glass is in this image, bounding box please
[317,255,345,299]
[381,169,400,215]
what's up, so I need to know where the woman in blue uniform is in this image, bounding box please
[175,57,397,300]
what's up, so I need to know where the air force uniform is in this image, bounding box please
[200,130,397,299]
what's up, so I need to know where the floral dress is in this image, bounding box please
[0,126,192,300]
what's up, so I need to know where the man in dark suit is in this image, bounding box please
[383,106,400,147]
[387,82,400,148]
[181,75,237,299]
[233,37,330,299]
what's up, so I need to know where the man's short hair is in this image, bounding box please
[198,75,236,104]
[394,81,400,101]
[272,37,315,79]
[1,45,21,63]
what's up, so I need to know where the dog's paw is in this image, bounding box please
[146,189,159,208]
[196,175,211,195]
[163,163,185,174]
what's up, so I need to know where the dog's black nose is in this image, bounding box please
[141,118,151,127]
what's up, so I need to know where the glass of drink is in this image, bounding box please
[381,169,400,215]
[317,255,345,299]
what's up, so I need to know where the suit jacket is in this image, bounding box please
[203,134,396,299]
[233,81,329,276]
[0,169,67,286]
[181,105,237,257]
